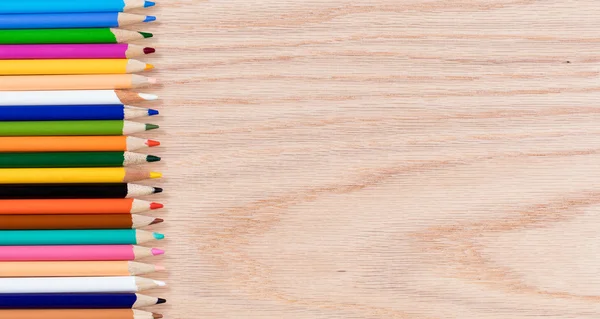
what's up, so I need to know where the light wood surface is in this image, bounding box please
[137,1,600,318]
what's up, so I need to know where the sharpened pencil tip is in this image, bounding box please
[153,187,163,194]
[147,155,161,163]
[140,32,153,39]
[150,202,164,210]
[144,16,157,23]
[151,218,164,225]
[144,47,156,54]
[150,172,162,179]
[145,1,156,7]
[151,248,165,256]
[148,77,158,84]
[155,265,166,271]
[146,139,160,147]
[154,280,166,287]
[148,109,159,116]
[138,93,158,100]
[157,298,167,304]
[153,314,163,319]
[153,232,165,240]
[145,124,159,131]
[145,63,154,71]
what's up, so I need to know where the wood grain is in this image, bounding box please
[137,1,600,317]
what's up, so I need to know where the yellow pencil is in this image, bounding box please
[0,59,153,75]
[0,168,161,184]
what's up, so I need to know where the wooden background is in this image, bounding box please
[135,1,600,318]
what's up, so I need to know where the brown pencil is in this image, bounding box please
[0,214,163,230]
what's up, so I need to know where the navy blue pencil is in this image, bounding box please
[0,105,158,121]
[0,293,165,309]
[0,13,156,29]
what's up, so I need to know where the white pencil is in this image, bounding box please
[0,276,166,293]
[0,90,158,106]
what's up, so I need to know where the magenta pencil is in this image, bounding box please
[0,245,165,261]
[0,44,155,60]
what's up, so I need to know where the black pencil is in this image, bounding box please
[0,183,162,199]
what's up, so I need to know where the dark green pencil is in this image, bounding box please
[0,28,152,44]
[0,152,160,168]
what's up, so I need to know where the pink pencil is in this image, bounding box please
[0,245,164,261]
[0,44,155,60]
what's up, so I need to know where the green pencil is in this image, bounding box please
[0,28,152,44]
[0,121,159,136]
[0,152,161,168]
[0,229,165,246]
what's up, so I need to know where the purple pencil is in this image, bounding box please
[0,44,155,60]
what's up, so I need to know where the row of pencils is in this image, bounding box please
[0,1,166,319]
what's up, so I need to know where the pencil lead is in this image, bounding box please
[148,109,159,116]
[146,155,161,163]
[138,93,158,100]
[155,265,166,271]
[144,16,157,23]
[157,298,167,304]
[144,47,156,54]
[139,32,153,39]
[150,202,164,210]
[145,124,159,131]
[146,139,161,147]
[153,232,165,240]
[153,187,163,194]
[145,63,154,71]
[150,172,162,179]
[151,248,165,256]
[145,1,156,8]
[153,314,164,319]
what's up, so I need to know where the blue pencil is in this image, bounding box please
[0,105,159,121]
[0,0,155,14]
[0,293,165,309]
[0,13,156,29]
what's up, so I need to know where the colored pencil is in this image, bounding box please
[0,245,164,261]
[0,13,156,29]
[0,214,163,230]
[0,120,159,136]
[0,168,161,184]
[0,136,159,152]
[0,152,161,168]
[0,59,153,75]
[0,105,158,121]
[0,44,155,60]
[0,309,161,319]
[0,28,152,44]
[0,261,164,277]
[0,229,165,245]
[0,75,157,91]
[0,183,162,199]
[0,293,165,309]
[0,276,166,293]
[0,90,158,105]
[0,0,155,14]
[0,198,162,215]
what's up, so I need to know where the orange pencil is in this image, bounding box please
[0,199,163,215]
[0,136,160,152]
[0,74,156,91]
[0,261,164,277]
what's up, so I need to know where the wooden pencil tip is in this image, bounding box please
[150,172,162,179]
[140,32,154,39]
[147,155,161,163]
[157,298,167,304]
[153,187,164,194]
[144,47,156,54]
[155,265,166,271]
[145,63,155,71]
[151,248,165,256]
[153,314,164,319]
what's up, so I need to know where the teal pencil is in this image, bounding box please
[0,229,164,245]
